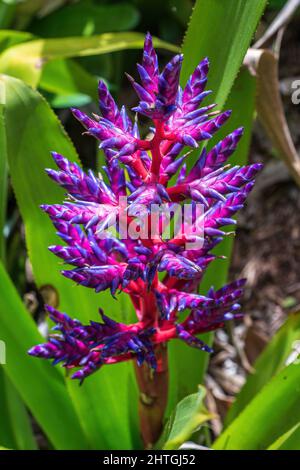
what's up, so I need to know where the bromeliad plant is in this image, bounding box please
[29,33,261,447]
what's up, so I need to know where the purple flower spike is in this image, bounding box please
[29,33,262,387]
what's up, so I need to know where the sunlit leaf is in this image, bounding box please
[0,32,178,88]
[0,30,33,53]
[213,363,300,449]
[30,2,140,38]
[245,48,300,186]
[0,262,88,449]
[159,386,212,450]
[0,88,36,450]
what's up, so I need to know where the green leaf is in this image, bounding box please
[160,386,212,450]
[268,0,288,9]
[225,311,300,426]
[40,59,98,101]
[268,423,300,450]
[0,261,88,449]
[1,73,134,449]
[0,30,33,54]
[213,363,300,450]
[0,86,36,451]
[168,66,257,412]
[30,2,140,38]
[0,32,178,88]
[0,370,37,450]
[168,0,263,411]
[181,0,267,109]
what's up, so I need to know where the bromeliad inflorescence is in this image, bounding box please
[29,33,261,443]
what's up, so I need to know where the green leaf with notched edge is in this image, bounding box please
[0,30,103,104]
[167,67,257,414]
[181,0,267,109]
[1,74,135,449]
[0,261,88,449]
[0,32,178,88]
[159,386,213,450]
[213,363,300,450]
[225,311,300,426]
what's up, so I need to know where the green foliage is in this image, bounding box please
[0,260,89,449]
[268,0,288,9]
[268,423,300,450]
[0,0,290,452]
[1,74,135,449]
[226,311,300,425]
[30,2,140,38]
[0,370,37,450]
[168,66,256,415]
[181,0,267,109]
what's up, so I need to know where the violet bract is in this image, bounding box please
[29,33,261,446]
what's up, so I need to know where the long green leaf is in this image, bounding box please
[1,73,134,449]
[0,32,178,88]
[0,81,7,262]
[0,261,88,449]
[0,1,16,29]
[0,30,99,103]
[0,86,36,450]
[225,311,300,425]
[167,0,264,411]
[268,423,300,450]
[213,363,300,449]
[0,370,37,450]
[181,0,267,109]
[0,30,33,53]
